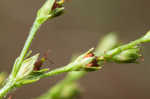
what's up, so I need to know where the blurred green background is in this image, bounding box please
[0,0,150,99]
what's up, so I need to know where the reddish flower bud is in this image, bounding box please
[84,53,99,68]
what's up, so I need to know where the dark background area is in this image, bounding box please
[0,0,150,99]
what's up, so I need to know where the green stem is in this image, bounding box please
[104,37,144,58]
[13,0,58,77]
[37,71,86,99]
[0,18,42,99]
[36,33,119,99]
[0,0,60,98]
[13,19,41,77]
[0,79,15,99]
[0,19,41,98]
[39,64,80,79]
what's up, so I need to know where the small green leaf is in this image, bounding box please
[51,7,64,18]
[15,77,40,87]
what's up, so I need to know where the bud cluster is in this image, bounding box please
[37,0,65,24]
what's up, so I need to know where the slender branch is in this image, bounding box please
[0,16,41,99]
[0,0,150,98]
[37,71,86,99]
[13,20,41,77]
[0,80,15,98]
[35,33,118,99]
[104,33,150,58]
[0,0,60,98]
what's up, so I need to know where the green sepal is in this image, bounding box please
[15,54,39,80]
[51,7,64,18]
[33,68,49,73]
[84,66,102,72]
[15,77,40,87]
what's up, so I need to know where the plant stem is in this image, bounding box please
[0,79,15,99]
[36,33,118,99]
[37,71,86,99]
[0,0,61,98]
[13,19,41,77]
[0,18,41,99]
[104,37,145,58]
[39,64,81,79]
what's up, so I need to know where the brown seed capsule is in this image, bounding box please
[34,50,51,71]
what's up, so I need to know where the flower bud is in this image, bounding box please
[110,47,141,63]
[16,54,39,80]
[37,0,65,23]
[70,48,102,71]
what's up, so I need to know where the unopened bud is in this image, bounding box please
[69,48,101,71]
[110,48,141,63]
[37,0,65,23]
[16,54,39,80]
